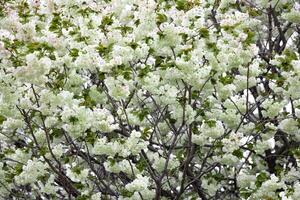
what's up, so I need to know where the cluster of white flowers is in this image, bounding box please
[251,174,286,199]
[279,119,299,137]
[105,76,132,101]
[1,0,300,199]
[222,132,243,153]
[93,137,121,157]
[93,130,148,157]
[219,11,250,27]
[91,192,102,200]
[15,158,47,185]
[151,153,180,173]
[66,164,89,182]
[125,174,150,192]
[39,174,58,195]
[282,7,300,24]
[7,149,31,165]
[1,118,24,134]
[192,120,224,145]
[262,99,285,118]
[104,159,138,175]
[61,105,117,138]
[237,172,256,189]
[15,54,52,85]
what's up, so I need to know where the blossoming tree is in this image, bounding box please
[1,0,300,199]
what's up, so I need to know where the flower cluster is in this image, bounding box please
[1,0,300,199]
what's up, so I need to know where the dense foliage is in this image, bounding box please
[1,0,300,199]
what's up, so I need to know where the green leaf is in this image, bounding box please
[199,28,209,38]
[129,42,138,50]
[17,2,31,23]
[101,15,113,29]
[247,8,262,17]
[40,146,48,156]
[96,43,113,57]
[108,157,116,166]
[72,166,82,175]
[15,163,23,175]
[135,108,150,121]
[111,64,132,80]
[211,173,224,181]
[157,13,168,24]
[70,48,79,58]
[5,172,16,183]
[136,158,147,172]
[74,182,85,190]
[206,42,219,55]
[176,149,185,162]
[120,189,134,197]
[51,128,63,139]
[63,157,70,163]
[85,131,96,145]
[98,72,106,80]
[138,65,151,78]
[283,49,297,61]
[255,172,269,187]
[202,100,210,109]
[243,28,256,46]
[0,115,6,125]
[115,26,133,35]
[240,188,253,199]
[247,143,254,150]
[205,119,216,128]
[175,0,191,11]
[141,127,151,140]
[232,149,243,159]
[69,116,79,124]
[49,13,62,33]
[274,164,283,176]
[77,7,93,17]
[76,195,89,200]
